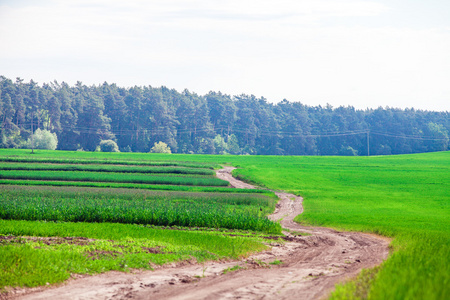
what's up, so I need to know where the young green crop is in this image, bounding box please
[0,186,281,234]
[0,149,226,167]
[0,162,215,175]
[0,170,228,186]
[0,184,276,202]
[0,180,271,194]
[0,152,218,169]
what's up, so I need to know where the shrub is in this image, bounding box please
[121,145,132,152]
[227,134,241,155]
[150,142,171,153]
[99,140,120,152]
[213,135,228,154]
[339,146,358,156]
[27,129,58,150]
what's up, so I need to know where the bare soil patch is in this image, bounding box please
[7,167,390,300]
[0,236,96,246]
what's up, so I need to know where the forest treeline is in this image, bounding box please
[0,76,448,155]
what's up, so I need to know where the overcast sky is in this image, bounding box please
[1,0,449,111]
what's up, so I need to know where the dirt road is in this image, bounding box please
[12,167,390,300]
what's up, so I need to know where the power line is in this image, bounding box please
[18,123,449,141]
[371,131,448,141]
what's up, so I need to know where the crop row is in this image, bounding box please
[0,179,269,194]
[0,185,276,208]
[0,157,218,169]
[0,170,228,186]
[0,162,215,176]
[0,192,281,234]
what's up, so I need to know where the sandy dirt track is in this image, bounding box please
[9,167,390,300]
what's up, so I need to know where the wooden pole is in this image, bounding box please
[31,111,34,154]
[367,130,370,156]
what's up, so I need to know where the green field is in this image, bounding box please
[231,153,449,300]
[0,149,281,291]
[0,149,449,299]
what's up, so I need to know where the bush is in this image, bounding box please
[213,135,228,154]
[149,142,171,153]
[339,146,358,156]
[99,140,120,152]
[27,129,58,150]
[121,145,132,152]
[227,134,241,154]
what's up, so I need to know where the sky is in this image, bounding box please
[0,0,449,111]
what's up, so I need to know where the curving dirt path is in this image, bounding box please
[10,167,390,300]
[216,166,256,189]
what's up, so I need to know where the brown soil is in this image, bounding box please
[8,167,390,300]
[0,236,96,246]
[216,166,256,189]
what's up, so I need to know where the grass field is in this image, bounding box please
[0,149,448,299]
[231,152,449,300]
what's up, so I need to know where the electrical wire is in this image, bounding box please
[16,121,449,141]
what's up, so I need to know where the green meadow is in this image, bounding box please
[232,152,450,300]
[0,149,448,299]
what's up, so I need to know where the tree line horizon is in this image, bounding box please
[0,75,448,155]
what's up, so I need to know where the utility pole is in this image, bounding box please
[31,111,34,154]
[367,130,370,156]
